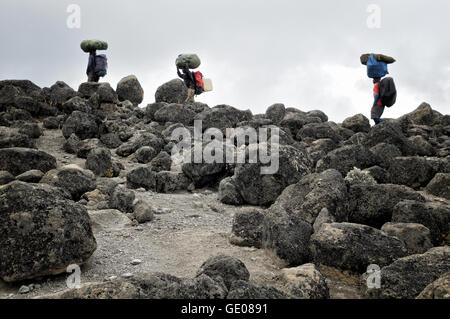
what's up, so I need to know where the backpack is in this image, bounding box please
[94,54,108,77]
[367,54,388,79]
[192,71,204,95]
[379,77,397,107]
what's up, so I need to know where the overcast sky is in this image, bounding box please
[1,0,449,122]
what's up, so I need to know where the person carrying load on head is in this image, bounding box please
[81,40,108,83]
[361,53,397,125]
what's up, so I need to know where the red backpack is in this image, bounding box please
[192,71,204,95]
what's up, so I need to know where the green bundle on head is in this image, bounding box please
[81,40,108,53]
[176,54,201,69]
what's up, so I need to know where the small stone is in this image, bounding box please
[193,201,204,209]
[121,272,133,278]
[106,276,118,281]
[131,259,142,265]
[18,285,30,294]
[155,208,172,215]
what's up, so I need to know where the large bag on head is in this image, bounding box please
[176,54,201,69]
[81,40,108,53]
[94,54,108,77]
[379,77,397,107]
[367,54,389,78]
[361,53,396,65]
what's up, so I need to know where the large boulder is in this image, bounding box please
[408,135,435,156]
[0,181,96,282]
[232,143,312,206]
[61,96,91,114]
[78,82,101,99]
[280,112,308,137]
[388,157,436,188]
[0,126,35,149]
[13,122,42,139]
[63,133,81,154]
[194,105,253,132]
[271,169,347,224]
[227,280,290,299]
[392,200,450,246]
[425,173,450,199]
[262,205,313,265]
[196,255,250,290]
[363,121,416,156]
[280,264,330,299]
[155,171,190,193]
[218,177,244,205]
[116,132,164,158]
[153,103,196,125]
[0,171,15,185]
[99,132,123,149]
[109,185,136,214]
[265,103,286,124]
[310,223,407,272]
[47,81,76,105]
[62,111,100,140]
[297,122,342,143]
[381,222,433,255]
[86,148,120,177]
[116,75,144,105]
[76,138,103,159]
[126,166,156,190]
[342,114,371,133]
[306,138,339,165]
[97,83,118,103]
[398,102,441,126]
[316,144,376,177]
[0,81,43,115]
[370,143,402,168]
[155,79,188,104]
[417,272,450,299]
[365,246,450,299]
[135,146,158,164]
[40,164,96,200]
[182,160,226,188]
[42,272,227,299]
[0,80,42,100]
[0,147,56,176]
[229,209,265,248]
[16,169,44,183]
[133,200,155,224]
[347,184,425,228]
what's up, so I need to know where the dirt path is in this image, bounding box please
[0,125,362,299]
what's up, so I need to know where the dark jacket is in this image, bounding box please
[177,68,196,89]
[86,52,96,76]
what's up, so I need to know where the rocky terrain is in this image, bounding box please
[0,77,449,299]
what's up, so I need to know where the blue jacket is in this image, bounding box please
[86,52,96,76]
